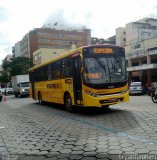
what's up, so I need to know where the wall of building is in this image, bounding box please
[33,48,68,65]
[20,34,30,58]
[13,41,21,57]
[116,27,126,47]
[116,18,157,84]
[20,28,91,61]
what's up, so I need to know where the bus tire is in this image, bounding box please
[65,94,74,112]
[38,92,43,105]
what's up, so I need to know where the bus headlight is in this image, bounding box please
[85,90,99,97]
[120,88,128,95]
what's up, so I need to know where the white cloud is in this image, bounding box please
[0,0,157,64]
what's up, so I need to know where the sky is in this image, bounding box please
[0,0,157,64]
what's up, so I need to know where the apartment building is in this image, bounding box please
[116,18,157,84]
[2,54,13,64]
[18,27,91,61]
[12,41,21,58]
[91,36,116,45]
[20,34,30,58]
[33,48,68,65]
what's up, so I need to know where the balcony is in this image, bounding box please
[127,63,157,71]
[126,50,146,60]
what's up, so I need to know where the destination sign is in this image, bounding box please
[93,48,113,54]
[83,46,125,56]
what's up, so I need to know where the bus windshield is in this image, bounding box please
[83,55,127,84]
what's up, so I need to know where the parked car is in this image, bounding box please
[129,82,147,95]
[4,87,14,95]
[1,88,5,94]
[0,89,3,101]
[147,82,157,96]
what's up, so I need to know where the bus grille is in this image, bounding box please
[99,98,123,104]
[98,91,123,96]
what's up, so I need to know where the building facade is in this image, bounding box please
[19,27,91,61]
[91,36,116,45]
[2,54,13,64]
[33,48,68,65]
[20,34,30,58]
[116,18,157,84]
[12,41,21,58]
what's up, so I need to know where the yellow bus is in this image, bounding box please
[29,44,129,112]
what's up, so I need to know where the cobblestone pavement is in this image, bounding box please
[0,95,157,160]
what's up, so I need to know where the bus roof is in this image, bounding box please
[29,44,123,72]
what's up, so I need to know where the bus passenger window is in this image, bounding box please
[51,61,61,80]
[61,58,72,77]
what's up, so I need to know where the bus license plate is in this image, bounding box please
[108,98,117,102]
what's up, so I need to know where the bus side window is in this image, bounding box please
[61,58,72,78]
[51,61,61,80]
[48,65,52,80]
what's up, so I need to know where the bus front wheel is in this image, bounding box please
[65,94,74,112]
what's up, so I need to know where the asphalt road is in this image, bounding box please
[0,95,157,160]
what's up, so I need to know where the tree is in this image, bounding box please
[1,57,33,78]
[9,57,34,76]
[0,70,10,83]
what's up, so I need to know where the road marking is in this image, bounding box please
[0,126,5,129]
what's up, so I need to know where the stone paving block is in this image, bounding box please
[120,142,133,147]
[56,154,71,159]
[59,149,72,154]
[135,148,150,154]
[72,146,84,151]
[50,147,62,152]
[71,150,84,154]
[81,157,97,160]
[0,147,7,152]
[108,149,123,154]
[108,146,121,150]
[83,147,96,152]
[1,96,157,157]
[121,147,135,152]
[69,155,83,160]
[46,158,57,160]
[0,142,5,147]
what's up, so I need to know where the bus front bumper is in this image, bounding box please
[82,91,129,107]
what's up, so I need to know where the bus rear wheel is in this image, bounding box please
[65,94,74,112]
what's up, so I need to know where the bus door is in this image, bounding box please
[72,56,83,105]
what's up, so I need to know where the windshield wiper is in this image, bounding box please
[93,55,107,75]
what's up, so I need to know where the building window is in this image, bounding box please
[134,44,141,49]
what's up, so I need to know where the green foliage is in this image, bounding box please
[9,57,33,76]
[0,70,10,83]
[1,57,33,83]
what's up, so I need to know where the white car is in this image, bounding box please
[129,82,146,95]
[1,88,5,94]
[4,87,14,95]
